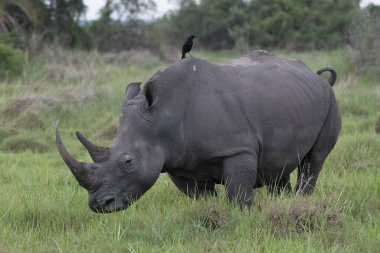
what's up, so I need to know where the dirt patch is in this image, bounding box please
[2,136,49,153]
[266,197,344,236]
[13,112,46,130]
[2,95,58,119]
[201,205,231,230]
[2,87,98,122]
[190,204,232,230]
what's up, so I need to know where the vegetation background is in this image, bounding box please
[0,0,379,252]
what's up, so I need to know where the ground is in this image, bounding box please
[0,49,379,252]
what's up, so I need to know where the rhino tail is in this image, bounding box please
[316,67,337,87]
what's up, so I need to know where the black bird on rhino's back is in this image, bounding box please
[181,34,197,59]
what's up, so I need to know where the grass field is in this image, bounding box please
[0,49,379,252]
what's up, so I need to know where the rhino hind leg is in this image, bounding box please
[223,153,258,207]
[296,155,315,194]
[168,174,217,198]
[296,152,327,195]
[268,174,292,195]
[296,94,341,195]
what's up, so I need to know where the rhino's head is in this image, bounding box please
[56,82,165,213]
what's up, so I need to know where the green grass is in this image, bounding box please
[0,49,379,252]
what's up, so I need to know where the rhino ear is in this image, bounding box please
[143,82,157,111]
[145,86,154,109]
[125,82,141,100]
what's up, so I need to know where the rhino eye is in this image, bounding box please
[119,154,135,172]
[120,154,133,164]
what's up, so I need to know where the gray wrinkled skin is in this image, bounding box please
[56,50,341,213]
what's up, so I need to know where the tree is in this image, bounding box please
[87,0,156,51]
[165,0,251,50]
[40,0,87,47]
[250,0,360,50]
[347,4,380,78]
[1,0,89,48]
[0,0,41,32]
[112,0,156,20]
[160,0,361,50]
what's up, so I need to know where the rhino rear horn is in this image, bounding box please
[76,131,110,163]
[125,82,141,100]
[56,128,96,189]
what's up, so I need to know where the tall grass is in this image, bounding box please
[0,49,379,252]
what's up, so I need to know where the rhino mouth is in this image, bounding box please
[90,196,131,213]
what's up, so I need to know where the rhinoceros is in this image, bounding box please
[56,50,341,213]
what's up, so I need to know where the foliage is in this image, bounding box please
[346,4,380,80]
[163,0,251,50]
[162,0,361,50]
[0,0,371,52]
[0,0,367,52]
[0,0,41,32]
[0,43,25,78]
[86,0,156,51]
[39,0,89,48]
[251,0,360,50]
[112,0,156,19]
[0,0,89,49]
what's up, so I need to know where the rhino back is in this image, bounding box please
[147,53,333,173]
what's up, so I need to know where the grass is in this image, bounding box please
[0,48,379,252]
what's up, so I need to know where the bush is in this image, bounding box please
[346,7,380,80]
[161,0,359,51]
[0,43,25,79]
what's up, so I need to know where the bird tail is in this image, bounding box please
[316,67,337,87]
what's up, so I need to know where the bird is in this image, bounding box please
[181,34,197,59]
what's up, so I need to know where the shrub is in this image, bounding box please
[346,7,380,80]
[0,43,25,79]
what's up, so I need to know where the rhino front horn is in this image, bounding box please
[56,128,96,190]
[76,131,109,163]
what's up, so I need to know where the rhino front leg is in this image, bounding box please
[168,174,217,198]
[223,153,257,207]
